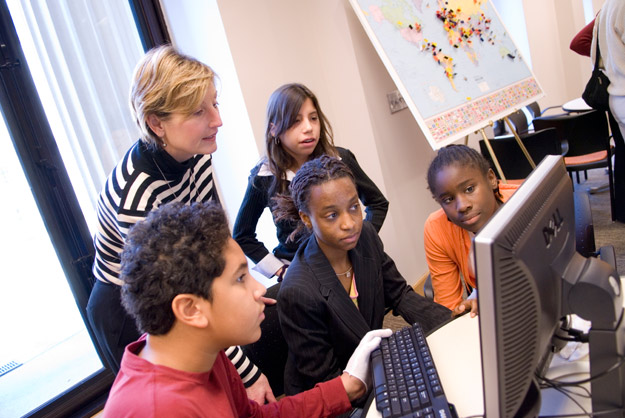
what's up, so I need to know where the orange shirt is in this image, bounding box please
[423,184,518,310]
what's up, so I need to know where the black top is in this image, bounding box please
[233,147,389,273]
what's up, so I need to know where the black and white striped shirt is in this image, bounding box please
[93,140,216,285]
[92,140,260,386]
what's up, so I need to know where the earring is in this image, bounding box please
[161,140,167,148]
[274,136,280,145]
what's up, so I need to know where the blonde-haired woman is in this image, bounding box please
[87,45,275,403]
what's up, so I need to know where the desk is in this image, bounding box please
[366,291,625,418]
[562,97,593,113]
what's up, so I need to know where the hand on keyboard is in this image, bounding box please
[345,329,393,390]
[371,324,457,418]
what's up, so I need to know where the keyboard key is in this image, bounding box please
[390,396,401,415]
[400,396,411,413]
[378,398,390,409]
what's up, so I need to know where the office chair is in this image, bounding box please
[493,109,529,137]
[527,101,541,119]
[424,274,434,301]
[479,127,563,181]
[526,101,565,118]
[525,101,568,133]
[241,283,288,396]
[532,110,615,220]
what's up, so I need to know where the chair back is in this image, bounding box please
[241,283,288,396]
[506,109,529,135]
[532,110,610,157]
[527,101,541,118]
[494,109,528,137]
[479,127,562,180]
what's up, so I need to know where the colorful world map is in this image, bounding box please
[350,0,543,148]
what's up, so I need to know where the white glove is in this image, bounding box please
[344,328,393,390]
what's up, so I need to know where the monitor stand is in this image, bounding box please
[563,253,625,417]
[587,323,625,417]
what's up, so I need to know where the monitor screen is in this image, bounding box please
[474,155,574,417]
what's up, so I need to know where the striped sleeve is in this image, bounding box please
[225,345,261,388]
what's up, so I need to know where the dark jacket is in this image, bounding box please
[277,222,451,395]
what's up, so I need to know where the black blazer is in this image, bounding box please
[277,222,451,395]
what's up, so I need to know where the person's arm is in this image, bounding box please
[233,172,285,278]
[339,148,389,232]
[362,223,450,333]
[570,17,595,57]
[423,217,467,310]
[225,345,275,404]
[238,330,392,417]
[277,282,344,389]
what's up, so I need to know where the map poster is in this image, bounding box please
[349,0,544,149]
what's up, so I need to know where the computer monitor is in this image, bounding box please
[474,155,624,417]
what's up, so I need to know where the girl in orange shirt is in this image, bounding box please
[424,144,518,313]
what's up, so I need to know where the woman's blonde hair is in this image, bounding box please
[130,44,216,147]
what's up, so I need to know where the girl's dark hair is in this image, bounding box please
[426,144,502,201]
[120,201,230,335]
[265,83,338,195]
[273,155,355,242]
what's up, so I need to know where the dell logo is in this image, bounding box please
[543,208,564,247]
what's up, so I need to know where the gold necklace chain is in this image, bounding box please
[336,266,353,279]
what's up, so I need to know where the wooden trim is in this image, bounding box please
[413,271,429,297]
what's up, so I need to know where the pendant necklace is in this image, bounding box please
[336,265,353,279]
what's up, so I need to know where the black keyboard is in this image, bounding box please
[371,323,456,418]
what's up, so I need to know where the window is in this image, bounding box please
[0,0,166,415]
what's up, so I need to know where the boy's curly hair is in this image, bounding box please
[120,201,230,335]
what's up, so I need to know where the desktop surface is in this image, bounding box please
[366,284,625,418]
[562,97,592,112]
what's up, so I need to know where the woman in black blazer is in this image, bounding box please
[273,155,453,396]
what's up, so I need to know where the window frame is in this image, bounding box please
[0,0,170,415]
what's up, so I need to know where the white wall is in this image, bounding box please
[522,0,604,111]
[161,0,604,285]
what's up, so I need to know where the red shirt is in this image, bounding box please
[570,18,595,57]
[103,337,351,417]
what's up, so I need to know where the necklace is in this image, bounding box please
[336,266,353,279]
[153,157,178,199]
[152,154,199,202]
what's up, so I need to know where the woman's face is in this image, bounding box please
[150,83,222,162]
[432,163,499,234]
[300,177,363,258]
[277,97,320,170]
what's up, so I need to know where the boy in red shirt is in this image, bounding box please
[103,201,389,417]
